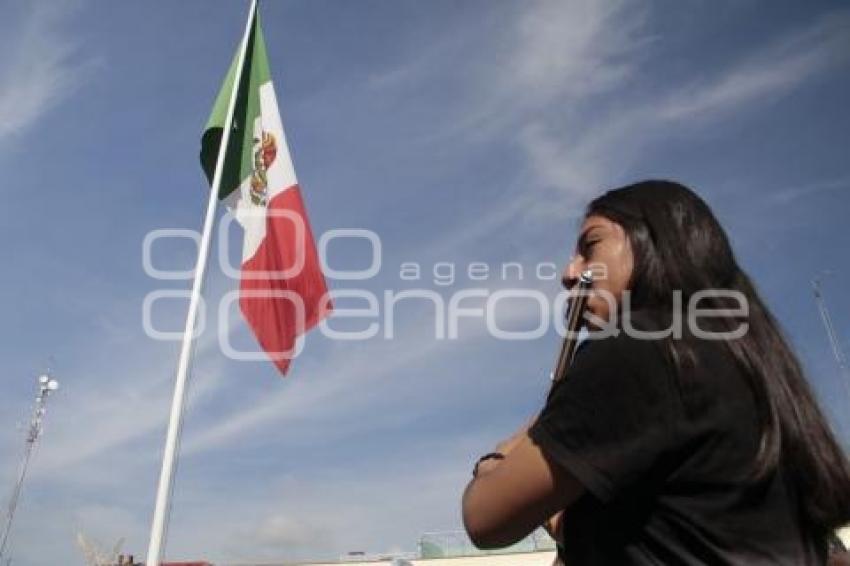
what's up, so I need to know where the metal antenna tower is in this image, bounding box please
[0,373,59,562]
[812,274,850,399]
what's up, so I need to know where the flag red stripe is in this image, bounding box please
[239,184,331,374]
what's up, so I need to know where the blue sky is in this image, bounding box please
[0,1,849,564]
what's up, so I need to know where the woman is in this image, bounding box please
[462,180,850,564]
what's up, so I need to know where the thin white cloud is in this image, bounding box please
[0,2,97,142]
[515,7,850,216]
[367,3,848,223]
[436,0,650,145]
[659,10,850,121]
[768,174,850,205]
[252,513,333,550]
[357,0,654,229]
[507,0,649,106]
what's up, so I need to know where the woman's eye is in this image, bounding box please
[581,240,599,256]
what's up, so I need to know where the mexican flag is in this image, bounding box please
[200,10,331,374]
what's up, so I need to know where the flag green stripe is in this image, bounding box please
[200,11,272,200]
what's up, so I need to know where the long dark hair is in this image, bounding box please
[586,179,850,532]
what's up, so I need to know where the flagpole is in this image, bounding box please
[146,1,257,564]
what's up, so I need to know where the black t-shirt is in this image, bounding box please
[529,324,827,565]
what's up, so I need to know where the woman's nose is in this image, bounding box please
[561,255,585,289]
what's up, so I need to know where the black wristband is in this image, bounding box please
[473,452,505,477]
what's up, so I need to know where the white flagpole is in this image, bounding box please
[146,1,257,564]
